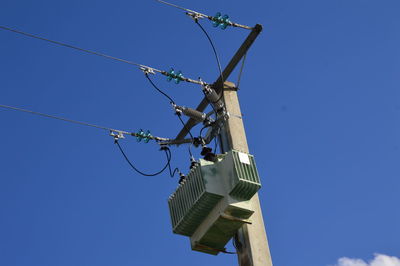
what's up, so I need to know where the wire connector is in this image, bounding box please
[140,66,156,75]
[110,130,125,142]
[186,11,203,21]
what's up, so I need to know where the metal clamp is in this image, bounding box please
[186,11,204,21]
[140,66,156,75]
[110,130,125,141]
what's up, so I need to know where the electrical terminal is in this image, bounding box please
[110,130,125,142]
[186,11,203,22]
[140,66,156,75]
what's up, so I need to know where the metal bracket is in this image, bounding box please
[193,242,236,255]
[220,213,252,225]
[110,130,125,141]
[140,66,156,75]
[186,12,204,21]
[203,111,229,144]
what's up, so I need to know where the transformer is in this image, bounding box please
[168,150,261,255]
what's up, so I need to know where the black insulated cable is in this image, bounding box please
[145,73,176,104]
[144,74,195,158]
[115,140,171,177]
[195,20,225,103]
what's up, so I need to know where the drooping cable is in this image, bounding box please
[144,74,195,158]
[145,73,194,140]
[195,20,225,103]
[145,73,176,106]
[167,163,181,178]
[115,140,171,177]
[165,147,182,178]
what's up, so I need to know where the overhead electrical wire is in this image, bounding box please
[0,26,145,68]
[0,103,181,177]
[0,5,251,182]
[1,9,238,174]
[0,103,169,142]
[0,25,204,85]
[156,0,253,30]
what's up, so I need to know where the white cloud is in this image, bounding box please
[334,254,400,266]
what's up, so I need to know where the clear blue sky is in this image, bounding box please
[0,1,399,266]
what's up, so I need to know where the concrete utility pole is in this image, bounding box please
[173,24,272,266]
[219,82,273,266]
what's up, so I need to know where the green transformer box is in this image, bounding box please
[168,150,261,255]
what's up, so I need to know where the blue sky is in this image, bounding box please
[0,1,399,265]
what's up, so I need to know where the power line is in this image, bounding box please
[0,25,145,69]
[157,0,253,30]
[0,103,169,142]
[0,25,204,86]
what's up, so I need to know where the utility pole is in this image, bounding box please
[219,81,273,266]
[172,23,273,265]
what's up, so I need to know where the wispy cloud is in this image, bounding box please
[333,254,400,266]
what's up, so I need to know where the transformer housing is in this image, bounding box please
[168,150,261,255]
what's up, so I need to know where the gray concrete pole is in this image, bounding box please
[219,81,273,266]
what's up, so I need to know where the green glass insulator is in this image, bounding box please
[167,68,175,82]
[174,71,183,84]
[136,129,144,142]
[144,130,152,143]
[212,12,222,27]
[221,14,230,30]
